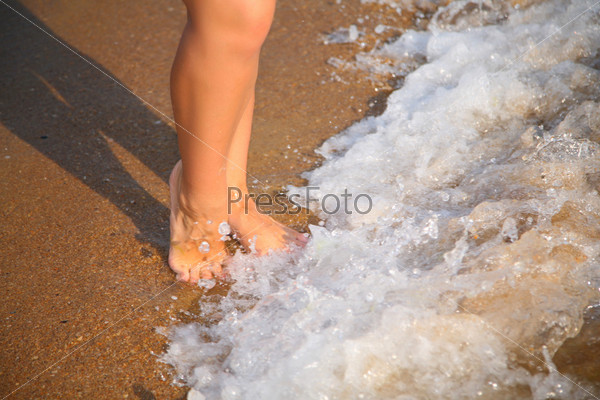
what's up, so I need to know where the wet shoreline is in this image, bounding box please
[0,0,412,398]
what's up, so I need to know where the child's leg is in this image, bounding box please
[169,0,276,282]
[226,92,309,254]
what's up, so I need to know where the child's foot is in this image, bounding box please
[228,192,308,254]
[168,161,228,282]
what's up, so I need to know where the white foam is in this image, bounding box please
[163,1,600,398]
[323,25,364,44]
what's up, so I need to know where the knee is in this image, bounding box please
[230,0,275,53]
[185,0,275,57]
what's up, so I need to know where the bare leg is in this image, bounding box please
[226,93,308,254]
[169,0,276,282]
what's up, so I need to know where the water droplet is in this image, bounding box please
[197,279,216,290]
[218,222,231,236]
[198,241,210,253]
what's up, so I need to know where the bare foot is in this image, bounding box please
[168,161,229,282]
[228,191,308,255]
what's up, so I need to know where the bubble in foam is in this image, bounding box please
[197,279,216,290]
[501,217,518,243]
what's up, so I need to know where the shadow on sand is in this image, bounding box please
[0,1,178,253]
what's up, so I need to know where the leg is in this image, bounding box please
[226,90,308,254]
[169,0,276,282]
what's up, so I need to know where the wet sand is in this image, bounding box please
[2,0,599,398]
[0,0,409,398]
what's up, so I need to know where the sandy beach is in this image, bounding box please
[0,0,408,398]
[3,0,600,398]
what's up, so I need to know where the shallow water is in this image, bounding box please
[163,1,600,398]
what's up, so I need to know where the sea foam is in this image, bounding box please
[163,1,600,398]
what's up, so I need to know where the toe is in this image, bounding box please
[283,230,308,247]
[176,267,190,282]
[209,262,223,278]
[200,266,213,280]
[189,263,202,283]
[296,232,309,244]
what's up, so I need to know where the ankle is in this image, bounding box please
[226,184,253,212]
[227,182,249,197]
[177,185,225,220]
